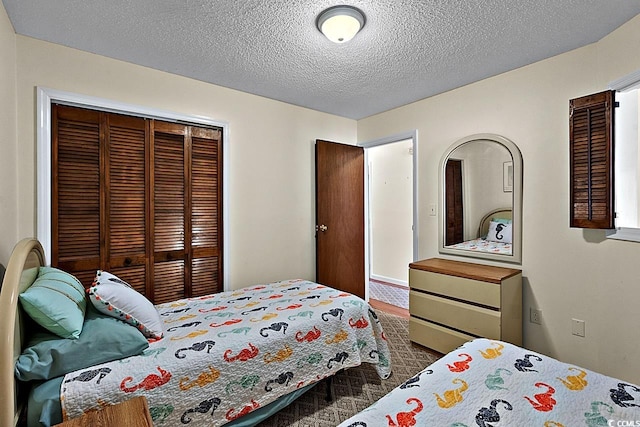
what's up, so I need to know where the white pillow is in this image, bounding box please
[88,270,163,340]
[486,220,513,244]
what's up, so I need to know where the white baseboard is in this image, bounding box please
[370,274,408,288]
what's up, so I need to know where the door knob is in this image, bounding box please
[319,224,328,232]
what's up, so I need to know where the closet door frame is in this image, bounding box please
[36,87,230,291]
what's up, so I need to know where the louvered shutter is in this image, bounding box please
[191,128,222,297]
[106,114,148,295]
[152,122,188,303]
[569,90,615,229]
[52,106,101,286]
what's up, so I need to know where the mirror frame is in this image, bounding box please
[438,133,523,264]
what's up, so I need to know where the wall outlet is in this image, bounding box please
[572,318,585,337]
[530,307,542,324]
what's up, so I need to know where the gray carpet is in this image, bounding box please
[256,311,440,426]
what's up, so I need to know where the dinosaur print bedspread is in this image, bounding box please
[338,338,640,427]
[61,279,392,426]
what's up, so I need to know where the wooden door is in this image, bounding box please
[315,140,365,298]
[445,159,464,245]
[52,104,222,304]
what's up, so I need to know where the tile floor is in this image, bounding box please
[369,279,409,310]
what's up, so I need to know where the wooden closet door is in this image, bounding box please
[52,105,102,286]
[52,105,223,303]
[152,122,188,303]
[191,127,222,297]
[151,123,223,303]
[53,106,150,291]
[106,114,148,296]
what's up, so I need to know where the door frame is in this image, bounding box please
[359,130,419,298]
[35,87,231,290]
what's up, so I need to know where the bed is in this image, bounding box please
[446,208,513,255]
[337,338,640,426]
[0,238,392,427]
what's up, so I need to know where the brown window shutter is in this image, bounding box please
[569,90,615,229]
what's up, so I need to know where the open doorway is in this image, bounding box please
[361,132,417,314]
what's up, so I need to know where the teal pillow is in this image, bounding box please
[15,304,149,381]
[19,267,87,339]
[492,217,512,224]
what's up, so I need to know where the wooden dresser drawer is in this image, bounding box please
[408,258,522,353]
[409,268,501,308]
[409,290,501,338]
[409,317,474,354]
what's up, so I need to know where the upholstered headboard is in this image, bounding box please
[477,208,512,238]
[0,239,45,427]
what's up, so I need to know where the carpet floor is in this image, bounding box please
[255,310,440,426]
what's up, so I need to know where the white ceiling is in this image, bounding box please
[4,1,640,119]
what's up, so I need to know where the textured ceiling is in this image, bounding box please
[4,1,640,119]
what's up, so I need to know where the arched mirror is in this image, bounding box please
[438,134,523,264]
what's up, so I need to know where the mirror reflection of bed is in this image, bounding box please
[445,207,513,255]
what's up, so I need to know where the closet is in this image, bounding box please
[51,104,222,304]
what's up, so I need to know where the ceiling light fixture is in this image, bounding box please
[316,5,366,44]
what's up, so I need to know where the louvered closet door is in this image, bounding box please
[52,106,101,286]
[153,122,188,303]
[52,105,223,303]
[106,114,148,295]
[191,127,222,297]
[151,123,223,303]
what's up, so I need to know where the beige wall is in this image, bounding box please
[358,15,640,383]
[0,5,17,265]
[10,36,356,289]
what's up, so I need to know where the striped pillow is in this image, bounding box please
[19,267,87,339]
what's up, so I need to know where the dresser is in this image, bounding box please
[408,258,522,354]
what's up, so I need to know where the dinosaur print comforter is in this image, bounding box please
[338,338,640,427]
[61,279,392,426]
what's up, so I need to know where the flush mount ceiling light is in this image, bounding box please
[316,5,366,43]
